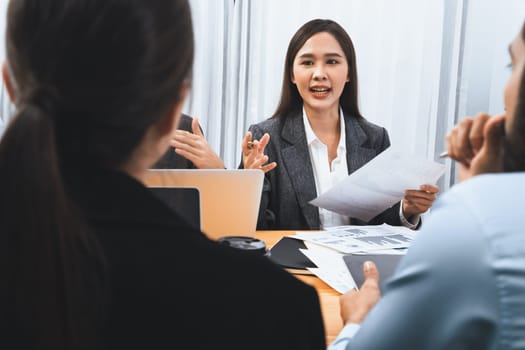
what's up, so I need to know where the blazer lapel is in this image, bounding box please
[280,112,320,229]
[345,115,377,174]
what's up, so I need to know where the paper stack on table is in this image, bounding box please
[293,225,414,293]
[295,224,415,254]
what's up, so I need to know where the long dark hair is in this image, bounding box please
[0,0,194,348]
[504,20,525,172]
[272,19,362,119]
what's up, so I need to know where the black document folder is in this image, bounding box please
[269,237,317,275]
[342,254,403,289]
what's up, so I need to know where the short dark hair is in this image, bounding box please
[0,0,194,348]
[273,19,362,119]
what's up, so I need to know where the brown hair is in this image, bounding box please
[273,19,362,119]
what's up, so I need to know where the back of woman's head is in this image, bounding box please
[0,0,194,348]
[273,18,362,119]
[6,0,194,166]
[505,20,525,172]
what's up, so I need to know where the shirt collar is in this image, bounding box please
[302,106,346,151]
[303,108,318,146]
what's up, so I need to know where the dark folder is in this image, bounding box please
[342,253,404,290]
[269,237,317,275]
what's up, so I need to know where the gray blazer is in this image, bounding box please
[246,110,402,230]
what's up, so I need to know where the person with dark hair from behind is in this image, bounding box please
[328,18,525,350]
[240,19,439,230]
[152,113,226,169]
[0,1,325,349]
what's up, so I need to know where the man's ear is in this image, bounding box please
[2,61,16,103]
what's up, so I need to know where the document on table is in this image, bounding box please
[309,147,446,222]
[293,226,414,293]
[299,241,357,294]
[294,224,416,254]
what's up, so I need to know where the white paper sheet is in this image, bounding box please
[294,224,417,254]
[299,242,357,293]
[309,147,446,221]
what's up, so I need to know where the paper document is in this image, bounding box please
[309,147,445,221]
[299,242,357,293]
[294,224,416,254]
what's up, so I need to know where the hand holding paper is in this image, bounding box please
[309,147,445,221]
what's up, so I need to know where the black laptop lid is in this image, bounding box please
[149,186,201,231]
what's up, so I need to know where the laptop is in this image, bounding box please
[144,169,264,240]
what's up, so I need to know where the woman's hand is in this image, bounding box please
[445,113,505,181]
[242,131,277,173]
[402,184,440,218]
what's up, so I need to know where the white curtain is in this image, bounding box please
[1,0,524,190]
[184,0,235,162]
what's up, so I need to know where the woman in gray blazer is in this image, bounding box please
[242,19,439,230]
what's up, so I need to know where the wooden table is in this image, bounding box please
[255,230,344,346]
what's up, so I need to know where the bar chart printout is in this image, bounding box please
[294,224,415,254]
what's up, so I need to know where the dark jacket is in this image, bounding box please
[246,110,402,230]
[66,167,325,350]
[152,113,199,169]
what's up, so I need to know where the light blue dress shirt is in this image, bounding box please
[329,172,525,350]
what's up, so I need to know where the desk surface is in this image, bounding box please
[255,230,343,346]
